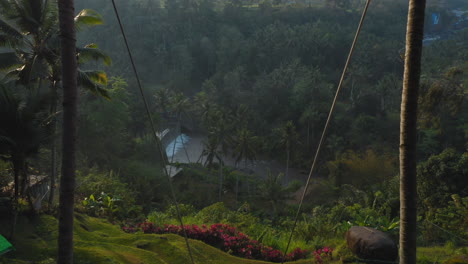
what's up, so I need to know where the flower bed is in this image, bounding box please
[122,222,333,263]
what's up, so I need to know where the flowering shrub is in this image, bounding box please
[313,246,333,264]
[122,222,333,263]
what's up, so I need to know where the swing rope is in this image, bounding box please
[110,1,195,263]
[281,0,372,262]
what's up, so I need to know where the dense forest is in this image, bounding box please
[0,0,467,263]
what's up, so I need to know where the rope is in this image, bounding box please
[281,0,372,262]
[109,1,195,263]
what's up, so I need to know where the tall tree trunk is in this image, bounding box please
[48,82,59,210]
[10,158,21,240]
[177,113,191,163]
[235,173,239,203]
[57,0,78,263]
[48,135,57,209]
[285,148,290,182]
[400,1,425,264]
[218,161,223,201]
[13,159,20,200]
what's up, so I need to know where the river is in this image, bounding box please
[165,133,311,185]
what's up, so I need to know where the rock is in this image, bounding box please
[345,226,398,262]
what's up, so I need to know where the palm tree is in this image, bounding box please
[170,92,191,162]
[206,110,233,200]
[257,171,296,218]
[208,110,233,156]
[232,128,257,202]
[299,107,319,149]
[0,83,51,239]
[232,104,249,129]
[275,121,299,181]
[57,0,79,262]
[400,1,426,263]
[154,88,173,117]
[200,123,227,187]
[193,91,218,128]
[0,85,51,198]
[0,1,110,209]
[0,1,109,94]
[200,137,223,168]
[0,0,58,85]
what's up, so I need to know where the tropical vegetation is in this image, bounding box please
[0,0,467,263]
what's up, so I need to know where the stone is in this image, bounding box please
[345,226,398,262]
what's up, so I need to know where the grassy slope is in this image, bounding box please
[0,213,465,264]
[0,214,314,264]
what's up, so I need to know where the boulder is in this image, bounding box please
[345,226,398,262]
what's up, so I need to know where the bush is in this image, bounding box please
[417,149,468,209]
[76,169,141,220]
[327,149,397,189]
[122,222,326,262]
[165,203,196,218]
[120,160,168,211]
[420,195,468,245]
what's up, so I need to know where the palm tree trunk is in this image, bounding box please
[20,162,28,196]
[48,136,57,209]
[13,160,20,200]
[57,0,79,263]
[285,149,290,182]
[48,82,59,210]
[182,136,191,163]
[178,113,191,163]
[10,159,21,240]
[235,173,239,203]
[400,1,426,264]
[218,162,223,201]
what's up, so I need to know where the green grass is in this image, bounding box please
[0,214,318,264]
[0,213,466,263]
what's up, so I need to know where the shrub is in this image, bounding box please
[417,149,468,209]
[76,169,142,219]
[122,222,331,263]
[165,203,196,218]
[313,247,333,264]
[327,149,397,189]
[420,195,468,244]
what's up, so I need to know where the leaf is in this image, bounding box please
[78,70,110,99]
[0,19,24,46]
[0,52,21,71]
[387,220,400,230]
[74,9,103,31]
[82,70,108,85]
[77,44,112,66]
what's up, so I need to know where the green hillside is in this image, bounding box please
[0,214,315,264]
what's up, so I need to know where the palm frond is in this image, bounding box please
[78,70,110,99]
[75,9,103,31]
[0,52,21,71]
[0,0,20,20]
[0,83,52,157]
[77,44,112,66]
[9,0,39,35]
[11,55,50,86]
[39,0,58,37]
[0,19,24,47]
